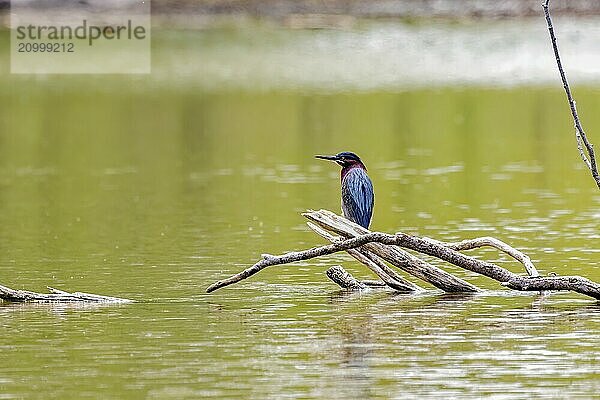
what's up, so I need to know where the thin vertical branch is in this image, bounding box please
[542,0,600,189]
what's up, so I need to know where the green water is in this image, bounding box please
[1,28,600,399]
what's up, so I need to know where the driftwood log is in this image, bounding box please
[207,210,600,300]
[0,284,132,303]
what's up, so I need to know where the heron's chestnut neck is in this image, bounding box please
[340,161,366,182]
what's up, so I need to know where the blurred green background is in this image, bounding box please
[1,13,599,399]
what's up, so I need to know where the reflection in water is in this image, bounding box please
[336,314,375,399]
[0,301,129,317]
[328,291,483,399]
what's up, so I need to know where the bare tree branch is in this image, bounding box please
[205,231,410,293]
[543,0,600,189]
[206,210,600,299]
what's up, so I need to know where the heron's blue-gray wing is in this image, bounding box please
[341,168,374,228]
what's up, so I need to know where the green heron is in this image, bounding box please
[316,151,374,228]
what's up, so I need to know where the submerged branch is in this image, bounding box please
[326,265,366,290]
[0,284,132,303]
[325,266,390,290]
[502,276,600,295]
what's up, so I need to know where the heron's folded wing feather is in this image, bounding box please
[341,168,374,228]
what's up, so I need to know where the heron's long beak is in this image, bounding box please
[315,155,338,161]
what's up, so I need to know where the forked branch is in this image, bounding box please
[206,210,600,300]
[426,236,538,277]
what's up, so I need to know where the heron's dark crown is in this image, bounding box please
[335,151,361,162]
[334,152,365,169]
